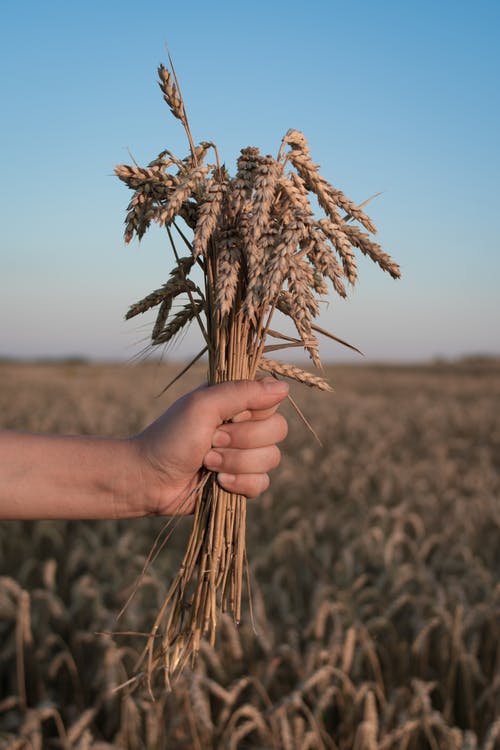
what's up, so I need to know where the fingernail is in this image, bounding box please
[205,450,223,469]
[218,473,235,485]
[212,429,231,448]
[261,377,289,393]
[231,409,252,423]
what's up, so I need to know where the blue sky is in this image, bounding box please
[1,0,498,362]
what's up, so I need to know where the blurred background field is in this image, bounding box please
[0,359,499,748]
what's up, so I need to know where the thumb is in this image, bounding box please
[200,378,289,425]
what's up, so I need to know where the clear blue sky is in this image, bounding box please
[1,0,499,362]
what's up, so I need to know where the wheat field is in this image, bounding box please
[0,359,499,749]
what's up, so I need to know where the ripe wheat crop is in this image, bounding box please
[114,58,400,688]
[1,360,499,748]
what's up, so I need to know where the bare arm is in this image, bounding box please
[0,378,288,520]
[0,432,142,520]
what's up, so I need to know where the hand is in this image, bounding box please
[132,378,289,515]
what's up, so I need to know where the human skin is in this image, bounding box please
[0,378,289,520]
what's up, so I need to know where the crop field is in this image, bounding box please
[0,359,499,749]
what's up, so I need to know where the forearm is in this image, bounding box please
[0,431,149,520]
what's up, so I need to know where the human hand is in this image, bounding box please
[131,378,289,516]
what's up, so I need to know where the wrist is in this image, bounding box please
[128,434,199,517]
[118,437,163,518]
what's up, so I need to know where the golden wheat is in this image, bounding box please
[1,360,499,746]
[113,58,401,689]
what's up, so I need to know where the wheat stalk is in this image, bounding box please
[115,58,400,689]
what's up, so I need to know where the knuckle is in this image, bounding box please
[260,473,270,492]
[246,473,269,499]
[185,387,207,413]
[269,445,281,469]
[228,378,252,400]
[274,413,289,441]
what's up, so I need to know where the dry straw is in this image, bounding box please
[115,57,400,690]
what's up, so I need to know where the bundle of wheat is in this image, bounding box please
[115,57,400,689]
